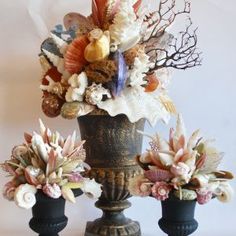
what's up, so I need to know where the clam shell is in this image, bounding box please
[97,85,170,126]
[65,36,90,74]
[61,102,95,119]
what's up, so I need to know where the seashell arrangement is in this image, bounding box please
[1,120,102,209]
[128,115,234,204]
[38,0,202,125]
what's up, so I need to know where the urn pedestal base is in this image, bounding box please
[85,200,141,236]
[78,114,145,236]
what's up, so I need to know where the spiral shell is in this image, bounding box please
[14,184,37,209]
[217,182,234,203]
[65,36,90,74]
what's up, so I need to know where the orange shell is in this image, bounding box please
[65,36,90,74]
[145,74,159,92]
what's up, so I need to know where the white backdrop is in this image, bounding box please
[0,0,236,235]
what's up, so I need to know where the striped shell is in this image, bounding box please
[65,36,90,74]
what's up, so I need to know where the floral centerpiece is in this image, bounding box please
[1,120,102,209]
[39,0,202,126]
[129,115,234,204]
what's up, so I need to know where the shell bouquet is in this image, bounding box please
[128,115,234,204]
[39,0,202,126]
[1,120,102,209]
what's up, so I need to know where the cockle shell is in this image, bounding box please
[61,102,95,119]
[144,169,173,182]
[65,36,90,74]
[42,94,64,118]
[84,29,110,62]
[14,184,37,209]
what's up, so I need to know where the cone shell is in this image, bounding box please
[65,36,90,74]
[42,94,64,118]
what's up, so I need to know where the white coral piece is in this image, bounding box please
[65,72,88,102]
[109,0,142,52]
[14,184,37,209]
[85,83,111,105]
[128,52,151,89]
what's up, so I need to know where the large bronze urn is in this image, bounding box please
[78,113,145,236]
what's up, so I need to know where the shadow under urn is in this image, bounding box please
[158,196,198,236]
[78,114,145,236]
[29,188,83,236]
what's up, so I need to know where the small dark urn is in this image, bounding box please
[29,189,82,236]
[78,114,145,236]
[158,196,198,236]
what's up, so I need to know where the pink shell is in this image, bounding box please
[65,36,90,74]
[144,169,173,182]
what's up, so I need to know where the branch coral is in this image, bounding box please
[143,0,191,42]
[147,19,202,73]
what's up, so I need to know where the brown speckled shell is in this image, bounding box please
[85,59,117,84]
[42,94,64,118]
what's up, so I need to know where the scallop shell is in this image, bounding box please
[64,36,90,74]
[61,102,95,119]
[144,169,173,182]
[42,94,64,118]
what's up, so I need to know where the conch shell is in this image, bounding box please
[84,29,110,62]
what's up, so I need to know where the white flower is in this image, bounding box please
[14,184,37,209]
[81,178,102,199]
